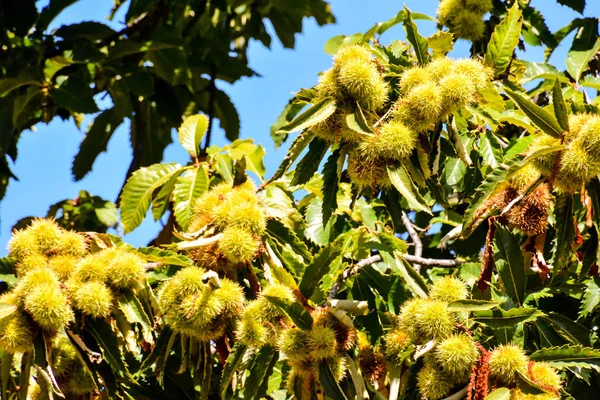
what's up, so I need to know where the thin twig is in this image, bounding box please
[414,338,437,360]
[202,70,217,154]
[402,211,423,272]
[439,225,462,250]
[327,251,461,299]
[144,262,162,271]
[403,254,462,266]
[442,386,468,400]
[175,233,222,251]
[373,105,395,128]
[328,255,382,299]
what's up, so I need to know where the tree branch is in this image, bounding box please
[402,211,423,272]
[328,255,382,299]
[403,254,462,266]
[442,386,468,400]
[202,70,217,154]
[144,262,162,271]
[327,252,462,299]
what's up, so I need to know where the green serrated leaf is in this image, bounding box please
[55,21,116,40]
[504,86,564,138]
[322,149,340,226]
[299,241,343,298]
[199,341,212,400]
[277,97,337,134]
[447,300,501,312]
[427,31,454,57]
[480,132,503,169]
[540,314,591,347]
[0,77,41,97]
[485,388,511,400]
[50,75,99,113]
[72,108,124,181]
[387,165,431,215]
[484,3,523,77]
[556,0,585,13]
[291,137,329,186]
[263,294,314,330]
[552,80,569,132]
[178,114,208,159]
[581,75,600,90]
[172,165,209,231]
[2,353,13,400]
[119,163,183,233]
[515,372,547,395]
[345,103,374,135]
[554,193,575,270]
[305,196,336,246]
[12,87,44,128]
[494,224,527,306]
[136,247,194,267]
[403,7,429,65]
[566,38,600,83]
[151,173,179,221]
[580,277,600,318]
[318,360,349,400]
[245,144,267,179]
[473,308,543,329]
[138,326,174,374]
[266,220,312,262]
[220,342,247,399]
[85,317,132,379]
[388,252,428,298]
[243,346,279,400]
[268,131,316,184]
[118,292,153,343]
[529,345,600,370]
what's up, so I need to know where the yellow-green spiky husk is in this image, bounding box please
[435,333,479,382]
[489,344,529,383]
[416,362,454,400]
[359,118,417,161]
[103,248,147,290]
[24,283,74,331]
[465,0,493,14]
[347,150,391,189]
[425,57,454,83]
[7,219,87,261]
[439,72,477,114]
[384,328,411,359]
[189,183,232,232]
[400,82,443,131]
[279,327,312,362]
[414,300,455,340]
[309,325,338,360]
[437,0,461,26]
[0,310,35,353]
[46,255,80,282]
[70,280,114,318]
[14,253,47,277]
[429,276,469,303]
[158,266,245,341]
[399,67,432,93]
[398,297,427,339]
[528,362,562,394]
[219,226,260,264]
[70,253,110,283]
[211,182,266,235]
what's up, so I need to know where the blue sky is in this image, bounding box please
[1,0,592,254]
